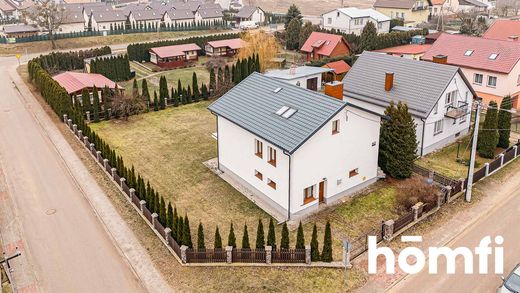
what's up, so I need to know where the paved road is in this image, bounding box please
[0,58,148,291]
[389,176,520,293]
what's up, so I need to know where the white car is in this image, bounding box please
[238,21,258,30]
[498,264,520,293]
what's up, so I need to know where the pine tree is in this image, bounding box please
[81,88,91,113]
[280,222,289,249]
[92,86,100,122]
[241,58,248,81]
[284,4,302,29]
[299,21,314,51]
[254,53,261,72]
[171,87,179,107]
[201,83,208,100]
[197,222,205,249]
[227,222,236,248]
[167,202,173,229]
[182,215,193,248]
[153,90,159,111]
[177,216,184,244]
[172,206,178,241]
[242,224,250,249]
[310,223,320,261]
[192,72,200,102]
[217,67,223,90]
[159,196,166,225]
[224,65,231,83]
[255,219,265,249]
[497,96,512,148]
[379,101,417,179]
[132,79,139,98]
[267,218,276,249]
[234,60,241,84]
[296,221,305,249]
[209,67,216,94]
[141,79,150,102]
[159,76,167,109]
[321,221,332,262]
[214,226,222,249]
[286,18,302,50]
[477,101,499,158]
[359,21,378,52]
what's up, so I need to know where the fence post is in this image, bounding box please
[83,136,89,146]
[95,150,102,162]
[265,245,272,264]
[152,213,158,226]
[342,240,353,268]
[67,119,72,128]
[514,145,518,157]
[72,124,77,134]
[305,245,311,265]
[120,177,126,189]
[484,162,490,176]
[129,188,135,198]
[180,245,188,264]
[139,200,146,213]
[164,228,171,245]
[111,168,117,179]
[89,143,95,152]
[77,130,82,139]
[437,191,444,208]
[86,111,91,122]
[225,246,233,264]
[499,153,505,167]
[383,220,394,241]
[63,114,68,123]
[412,202,423,221]
[103,159,109,170]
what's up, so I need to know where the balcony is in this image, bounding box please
[445,102,469,119]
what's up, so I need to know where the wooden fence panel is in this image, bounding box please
[504,149,515,164]
[394,212,414,232]
[122,182,130,197]
[489,158,502,173]
[91,148,97,157]
[232,249,266,263]
[143,206,153,223]
[155,221,166,239]
[186,249,227,263]
[113,174,121,184]
[105,162,112,173]
[271,249,305,263]
[473,167,487,183]
[168,235,182,258]
[132,193,141,207]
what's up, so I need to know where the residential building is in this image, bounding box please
[2,24,38,38]
[373,0,432,27]
[53,71,121,105]
[208,73,381,221]
[482,19,520,41]
[235,6,265,24]
[264,66,333,91]
[162,9,195,26]
[458,0,488,12]
[194,5,224,23]
[149,43,201,68]
[172,1,202,13]
[0,0,34,20]
[343,52,476,156]
[300,32,351,62]
[128,10,163,29]
[60,10,87,33]
[322,60,351,82]
[429,0,458,16]
[90,10,127,31]
[321,7,391,35]
[215,0,243,11]
[204,38,245,57]
[375,43,432,60]
[422,33,520,109]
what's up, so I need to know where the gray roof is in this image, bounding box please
[62,10,85,24]
[208,72,347,154]
[166,9,194,20]
[172,1,201,12]
[196,7,223,18]
[3,24,38,33]
[374,0,432,9]
[264,66,333,80]
[91,10,127,22]
[60,3,107,12]
[131,9,163,20]
[235,5,260,18]
[342,52,473,118]
[459,0,487,7]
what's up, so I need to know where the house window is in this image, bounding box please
[267,178,276,190]
[332,119,340,134]
[337,11,340,17]
[378,22,383,29]
[349,168,359,178]
[303,185,316,204]
[474,73,483,85]
[445,90,457,107]
[268,146,277,167]
[255,170,263,180]
[328,17,332,24]
[433,102,438,114]
[489,53,498,60]
[487,76,497,87]
[434,120,443,135]
[255,139,263,158]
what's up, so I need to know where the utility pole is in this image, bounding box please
[465,101,481,202]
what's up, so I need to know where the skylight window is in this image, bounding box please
[274,87,283,93]
[489,53,498,60]
[464,50,474,56]
[282,108,297,118]
[276,106,289,115]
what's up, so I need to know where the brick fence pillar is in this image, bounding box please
[151,213,158,226]
[437,191,444,208]
[342,240,353,268]
[164,228,172,244]
[484,162,490,176]
[67,119,72,128]
[180,245,188,264]
[139,200,146,213]
[63,114,68,123]
[90,143,95,152]
[83,136,89,146]
[120,178,126,189]
[111,168,117,179]
[77,130,82,139]
[103,159,109,170]
[72,124,77,134]
[129,188,136,199]
[305,245,311,265]
[499,153,505,167]
[225,246,233,264]
[412,202,423,221]
[383,220,395,241]
[265,246,272,264]
[96,151,102,162]
[514,145,518,157]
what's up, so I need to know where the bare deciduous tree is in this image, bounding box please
[453,8,488,36]
[24,0,65,49]
[111,91,146,120]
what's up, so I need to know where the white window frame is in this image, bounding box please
[474,73,483,85]
[267,146,276,167]
[434,120,444,135]
[332,119,340,134]
[487,76,497,87]
[445,90,457,107]
[433,102,438,114]
[254,139,263,158]
[327,17,332,24]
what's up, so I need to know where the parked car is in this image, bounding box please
[498,263,520,293]
[238,21,258,30]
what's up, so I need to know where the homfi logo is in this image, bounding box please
[367,235,504,275]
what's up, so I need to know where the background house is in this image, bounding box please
[374,0,432,27]
[52,71,121,105]
[322,60,351,82]
[129,10,163,29]
[60,10,87,33]
[162,9,195,26]
[458,0,488,12]
[429,0,459,16]
[90,10,127,31]
[422,33,520,109]
[204,38,245,57]
[235,6,265,24]
[343,52,476,156]
[149,43,201,68]
[321,7,390,35]
[482,19,520,41]
[375,43,432,60]
[264,66,332,91]
[2,24,38,38]
[194,5,224,23]
[208,73,381,221]
[300,32,351,61]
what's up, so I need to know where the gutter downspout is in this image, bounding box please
[216,115,220,171]
[285,151,292,221]
[420,118,426,157]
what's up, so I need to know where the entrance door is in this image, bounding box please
[307,77,318,91]
[319,181,325,203]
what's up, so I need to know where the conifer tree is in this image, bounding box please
[227,222,236,248]
[280,222,289,249]
[255,219,265,249]
[153,90,159,111]
[201,83,209,100]
[310,223,320,261]
[254,53,261,72]
[159,76,167,109]
[192,72,200,102]
[284,4,302,29]
[81,88,91,113]
[497,96,512,148]
[197,222,205,249]
[141,79,150,102]
[214,226,222,249]
[478,101,499,158]
[132,79,139,98]
[379,101,417,179]
[321,221,332,262]
[241,58,248,80]
[267,218,276,249]
[286,18,302,50]
[234,60,241,84]
[172,206,178,240]
[182,215,193,248]
[242,224,250,249]
[159,196,166,225]
[177,216,184,244]
[167,202,173,230]
[209,67,216,94]
[92,86,100,122]
[224,65,231,83]
[359,21,378,52]
[296,221,305,249]
[217,67,223,90]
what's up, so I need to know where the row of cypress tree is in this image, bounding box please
[31,46,111,73]
[477,97,513,158]
[89,55,132,82]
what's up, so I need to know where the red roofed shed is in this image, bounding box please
[300,32,351,62]
[149,43,201,69]
[322,60,351,81]
[53,71,122,106]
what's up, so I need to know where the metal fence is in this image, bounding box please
[143,206,153,223]
[350,225,384,259]
[393,212,414,232]
[489,158,502,173]
[186,248,227,263]
[232,249,266,263]
[272,249,306,263]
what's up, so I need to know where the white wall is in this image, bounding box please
[290,106,380,214]
[59,22,86,33]
[251,9,264,23]
[269,74,324,90]
[321,9,390,35]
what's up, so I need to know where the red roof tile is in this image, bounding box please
[207,38,246,50]
[53,71,118,94]
[322,60,351,74]
[376,44,432,55]
[483,19,520,41]
[300,32,350,57]
[149,43,201,58]
[422,33,520,74]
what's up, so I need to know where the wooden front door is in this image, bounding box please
[319,181,325,203]
[307,77,318,91]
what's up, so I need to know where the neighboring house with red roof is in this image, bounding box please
[483,19,520,41]
[149,43,201,68]
[300,32,351,62]
[423,33,520,108]
[375,43,432,60]
[53,71,121,106]
[322,60,351,81]
[205,38,246,57]
[373,0,432,27]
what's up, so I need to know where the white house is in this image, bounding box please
[264,66,333,91]
[162,9,195,26]
[321,7,391,35]
[60,10,87,33]
[90,10,127,31]
[194,4,224,23]
[128,10,163,29]
[234,5,265,24]
[343,52,477,156]
[208,73,381,221]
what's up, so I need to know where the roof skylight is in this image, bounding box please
[489,53,498,60]
[276,106,289,115]
[282,108,297,118]
[464,50,474,56]
[274,87,283,93]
